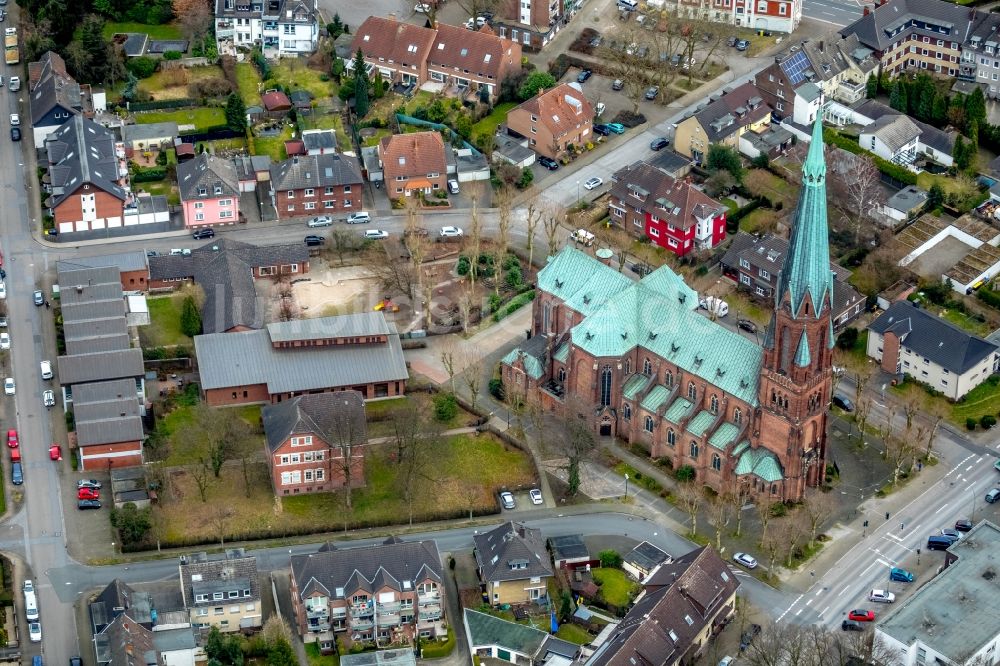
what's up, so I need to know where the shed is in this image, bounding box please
[261,91,292,115]
[289,90,313,110]
[548,535,591,569]
[622,541,671,581]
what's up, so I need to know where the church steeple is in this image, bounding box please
[775,118,833,319]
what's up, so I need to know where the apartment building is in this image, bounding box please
[178,550,263,633]
[506,82,594,160]
[215,0,319,56]
[673,82,771,163]
[270,153,364,219]
[656,0,801,33]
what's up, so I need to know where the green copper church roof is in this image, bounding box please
[794,327,812,367]
[709,422,740,450]
[501,348,544,379]
[553,342,570,363]
[641,385,671,412]
[735,446,784,483]
[775,118,834,319]
[664,397,695,423]
[623,374,653,401]
[686,410,715,437]
[536,247,633,318]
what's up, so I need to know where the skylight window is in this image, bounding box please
[407,44,417,53]
[484,54,491,62]
[460,48,468,56]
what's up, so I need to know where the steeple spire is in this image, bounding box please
[775,118,833,318]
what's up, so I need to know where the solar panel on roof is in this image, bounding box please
[781,50,811,86]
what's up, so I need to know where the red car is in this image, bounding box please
[847,609,875,622]
[6,429,17,448]
[48,445,62,461]
[77,487,100,500]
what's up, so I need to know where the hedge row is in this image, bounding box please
[976,287,1000,309]
[132,167,168,182]
[493,290,535,322]
[130,98,198,111]
[421,628,456,659]
[823,127,918,186]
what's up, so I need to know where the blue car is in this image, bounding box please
[607,123,626,134]
[889,567,914,583]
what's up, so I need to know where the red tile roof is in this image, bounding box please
[378,131,447,179]
[610,161,726,231]
[513,83,594,139]
[352,16,437,73]
[429,23,520,82]
[261,91,292,112]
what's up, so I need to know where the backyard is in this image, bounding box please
[102,21,183,40]
[300,112,353,152]
[139,179,180,206]
[253,123,295,161]
[590,568,638,608]
[135,107,226,131]
[268,59,335,101]
[950,375,1000,425]
[471,102,515,146]
[236,62,262,106]
[140,293,193,349]
[138,64,227,101]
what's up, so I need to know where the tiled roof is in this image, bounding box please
[176,153,239,201]
[429,23,518,82]
[269,153,363,191]
[379,131,447,179]
[57,251,148,273]
[301,129,337,152]
[261,90,292,111]
[28,51,69,89]
[261,391,367,454]
[46,116,128,207]
[266,311,390,342]
[691,82,770,143]
[30,70,82,126]
[624,541,670,572]
[291,539,443,600]
[464,609,577,661]
[839,0,981,51]
[609,161,726,231]
[512,82,594,139]
[869,300,998,374]
[352,17,437,75]
[121,122,179,144]
[866,114,921,154]
[180,551,261,607]
[474,522,553,583]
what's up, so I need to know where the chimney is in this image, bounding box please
[863,5,870,15]
[818,40,824,52]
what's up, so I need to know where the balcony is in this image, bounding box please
[419,610,442,622]
[307,618,331,633]
[351,603,374,617]
[376,613,402,627]
[418,591,441,605]
[349,618,374,631]
[376,601,401,613]
[834,79,866,104]
[306,608,329,620]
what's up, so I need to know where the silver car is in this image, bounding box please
[499,491,515,510]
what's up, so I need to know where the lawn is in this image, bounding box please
[267,60,334,101]
[305,643,338,666]
[102,21,183,40]
[737,207,781,235]
[139,65,226,101]
[136,107,226,131]
[236,62,262,106]
[951,376,1000,425]
[303,112,354,153]
[140,294,192,349]
[471,102,515,142]
[591,568,638,608]
[157,403,263,467]
[745,168,798,207]
[140,179,180,206]
[555,623,594,645]
[361,127,392,148]
[254,124,295,161]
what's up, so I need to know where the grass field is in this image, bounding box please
[555,623,594,645]
[136,107,226,130]
[103,21,183,40]
[304,644,338,666]
[140,179,181,206]
[951,376,1000,425]
[254,124,295,161]
[158,404,262,467]
[471,102,515,143]
[302,112,354,152]
[591,568,638,608]
[267,60,334,100]
[139,65,225,101]
[140,294,192,348]
[236,63,262,106]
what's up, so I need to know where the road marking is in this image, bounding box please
[934,503,950,514]
[876,558,891,568]
[837,587,847,597]
[815,587,824,597]
[976,456,984,463]
[795,608,803,616]
[820,605,830,617]
[806,598,813,606]
[965,464,975,472]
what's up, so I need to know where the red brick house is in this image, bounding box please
[608,161,727,257]
[270,153,364,220]
[506,83,594,160]
[262,391,367,496]
[379,132,448,197]
[350,17,435,89]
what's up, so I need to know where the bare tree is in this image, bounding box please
[525,199,542,270]
[880,404,914,487]
[466,194,484,290]
[599,25,648,114]
[538,397,597,497]
[709,492,730,551]
[440,350,457,392]
[759,514,784,574]
[675,483,701,537]
[458,285,474,334]
[828,151,883,243]
[743,620,899,666]
[918,400,947,459]
[328,394,367,511]
[329,228,358,265]
[729,482,754,537]
[801,492,834,548]
[756,494,776,547]
[494,185,514,297]
[390,401,441,524]
[175,0,214,49]
[191,458,211,503]
[461,347,484,411]
[542,203,564,257]
[363,243,417,300]
[780,516,806,568]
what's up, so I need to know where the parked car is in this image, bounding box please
[736,39,750,51]
[606,123,626,134]
[889,567,914,583]
[987,488,1000,503]
[447,179,460,194]
[612,79,624,90]
[0,332,9,350]
[78,499,101,510]
[33,290,44,306]
[529,488,543,505]
[4,377,14,395]
[739,624,761,651]
[192,228,215,240]
[78,487,100,500]
[77,479,102,489]
[538,156,560,170]
[363,229,388,240]
[577,69,592,83]
[868,589,895,604]
[6,429,16,448]
[645,86,659,100]
[847,609,875,622]
[940,528,963,541]
[499,491,515,509]
[584,177,603,190]
[42,390,55,407]
[727,35,738,46]
[0,316,6,327]
[650,137,669,151]
[28,621,40,642]
[831,394,855,412]
[307,215,334,227]
[737,319,757,333]
[11,461,22,485]
[0,281,5,299]
[955,519,974,532]
[841,619,864,632]
[9,127,19,142]
[414,2,431,12]
[9,113,18,126]
[732,552,757,569]
[593,124,612,136]
[304,235,325,247]
[440,226,464,238]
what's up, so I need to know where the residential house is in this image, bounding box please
[214,0,320,56]
[45,116,169,234]
[148,238,309,333]
[57,251,150,292]
[622,541,671,582]
[121,122,179,154]
[378,132,448,197]
[301,129,338,155]
[588,547,740,666]
[959,18,1000,97]
[464,609,580,664]
[270,153,364,219]
[506,82,594,160]
[654,0,801,33]
[859,113,955,169]
[838,0,972,77]
[548,535,591,569]
[867,299,1000,400]
[233,155,274,193]
[261,391,367,496]
[608,161,727,257]
[55,264,146,469]
[882,185,928,222]
[262,90,293,116]
[474,522,553,606]
[177,153,241,228]
[194,311,409,406]
[673,82,771,163]
[876,520,1000,665]
[720,231,866,329]
[490,0,566,50]
[349,18,520,103]
[28,50,106,149]
[179,549,263,633]
[289,538,446,651]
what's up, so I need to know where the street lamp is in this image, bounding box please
[624,473,630,500]
[576,180,581,206]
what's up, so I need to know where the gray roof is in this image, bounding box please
[176,153,239,201]
[57,251,148,274]
[340,650,415,666]
[152,627,196,653]
[886,185,928,212]
[473,522,553,583]
[301,130,337,152]
[693,82,770,143]
[648,150,691,177]
[865,114,921,154]
[179,551,260,607]
[624,541,670,572]
[721,231,851,284]
[869,300,999,374]
[876,521,1000,663]
[57,349,145,386]
[262,391,367,454]
[796,82,822,103]
[121,122,179,145]
[120,32,149,56]
[73,379,144,447]
[46,115,128,207]
[266,311,390,343]
[464,608,548,655]
[839,0,981,51]
[30,70,82,126]
[913,117,956,155]
[548,534,589,562]
[269,153,363,191]
[193,317,408,394]
[291,539,443,600]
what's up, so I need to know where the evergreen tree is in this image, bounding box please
[965,87,987,130]
[122,71,139,103]
[889,80,907,112]
[180,295,202,337]
[954,135,972,171]
[706,144,745,184]
[224,92,247,133]
[969,120,979,147]
[328,12,344,38]
[79,14,112,84]
[927,183,944,210]
[931,93,949,126]
[351,48,370,117]
[865,74,877,99]
[915,76,934,122]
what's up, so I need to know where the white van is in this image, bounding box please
[23,580,38,621]
[40,360,52,380]
[617,0,638,10]
[700,296,729,318]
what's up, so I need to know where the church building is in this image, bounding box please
[501,119,834,502]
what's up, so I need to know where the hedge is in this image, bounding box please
[727,198,766,227]
[493,290,535,322]
[421,628,456,659]
[130,98,198,111]
[132,167,167,182]
[976,287,1000,309]
[823,127,918,186]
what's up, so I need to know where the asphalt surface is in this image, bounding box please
[801,0,867,27]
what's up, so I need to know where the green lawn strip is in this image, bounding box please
[402,90,436,116]
[590,568,638,607]
[268,60,334,100]
[254,125,295,161]
[365,397,409,420]
[140,180,180,206]
[135,108,226,130]
[236,63,262,105]
[555,623,593,645]
[611,461,662,494]
[102,21,183,40]
[304,113,354,153]
[142,65,224,93]
[951,377,1000,424]
[304,643,339,666]
[721,197,739,214]
[141,294,192,348]
[361,128,392,148]
[471,102,515,135]
[941,308,991,337]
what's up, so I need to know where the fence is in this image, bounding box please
[178,127,244,143]
[159,57,212,69]
[128,98,198,112]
